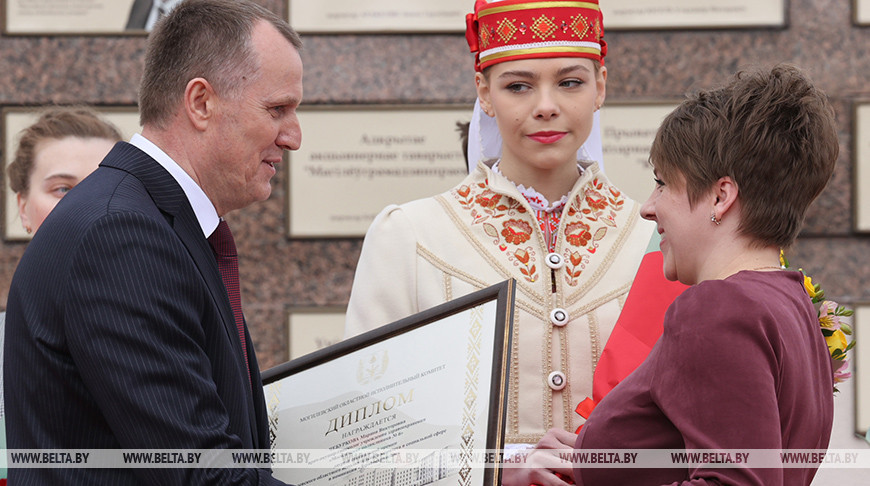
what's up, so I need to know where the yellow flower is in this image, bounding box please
[826,330,848,354]
[803,275,816,298]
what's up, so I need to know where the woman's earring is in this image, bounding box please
[25,226,32,234]
[711,211,720,226]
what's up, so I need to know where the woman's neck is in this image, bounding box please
[702,241,782,283]
[496,158,581,203]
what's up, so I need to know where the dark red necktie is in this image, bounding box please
[208,220,251,385]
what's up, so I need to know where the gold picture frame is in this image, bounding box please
[263,280,515,486]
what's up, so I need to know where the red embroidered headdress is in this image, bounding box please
[465,0,607,72]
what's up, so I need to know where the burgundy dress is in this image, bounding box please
[573,270,834,485]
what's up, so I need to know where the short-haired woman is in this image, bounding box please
[573,64,839,486]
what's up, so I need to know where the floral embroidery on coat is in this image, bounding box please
[564,178,625,286]
[502,219,533,245]
[451,177,624,285]
[561,179,625,285]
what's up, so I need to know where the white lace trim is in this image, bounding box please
[492,160,582,213]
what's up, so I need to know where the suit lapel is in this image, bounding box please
[100,142,261,447]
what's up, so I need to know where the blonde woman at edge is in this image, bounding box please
[344,1,678,484]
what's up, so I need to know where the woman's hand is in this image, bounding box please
[500,428,578,486]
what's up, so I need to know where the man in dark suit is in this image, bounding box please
[5,1,302,484]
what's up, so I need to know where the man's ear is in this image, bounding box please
[184,77,215,131]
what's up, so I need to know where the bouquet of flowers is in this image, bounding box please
[780,251,855,393]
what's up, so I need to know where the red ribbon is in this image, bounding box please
[464,12,479,53]
[574,397,597,433]
[573,251,686,432]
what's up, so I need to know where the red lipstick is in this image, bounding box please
[528,131,567,144]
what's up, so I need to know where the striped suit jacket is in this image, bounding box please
[4,142,288,485]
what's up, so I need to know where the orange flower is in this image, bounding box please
[502,219,533,245]
[569,251,584,266]
[565,221,592,247]
[514,249,530,264]
[475,190,502,209]
[585,188,608,211]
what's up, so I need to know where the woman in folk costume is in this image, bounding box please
[346,1,681,483]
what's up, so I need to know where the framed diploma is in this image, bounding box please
[2,106,141,241]
[854,102,870,233]
[286,105,470,238]
[855,305,869,438]
[288,0,467,33]
[287,307,347,360]
[262,280,515,486]
[599,102,678,203]
[604,0,787,30]
[1,0,169,35]
[855,0,870,25]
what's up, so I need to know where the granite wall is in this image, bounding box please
[0,0,867,376]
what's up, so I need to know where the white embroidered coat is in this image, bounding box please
[345,161,655,443]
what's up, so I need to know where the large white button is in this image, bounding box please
[548,371,567,391]
[545,252,565,270]
[550,308,569,327]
